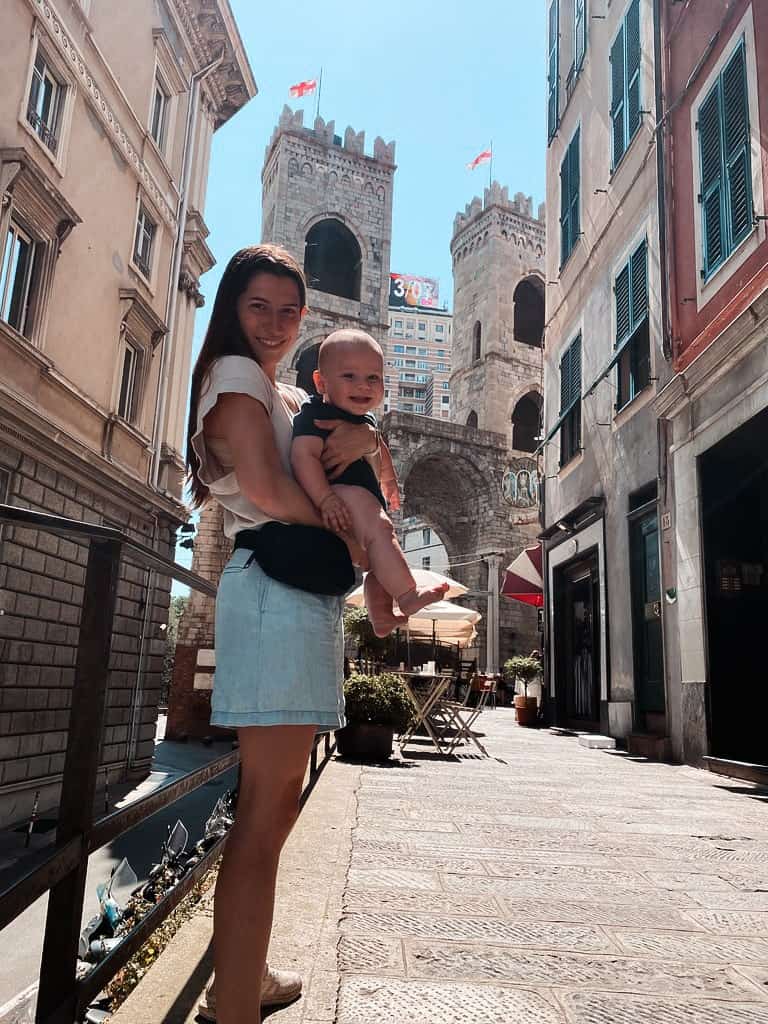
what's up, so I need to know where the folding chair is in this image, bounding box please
[432,677,493,756]
[398,675,452,755]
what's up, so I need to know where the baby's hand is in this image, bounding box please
[320,492,352,534]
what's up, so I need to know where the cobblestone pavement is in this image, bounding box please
[338,710,768,1024]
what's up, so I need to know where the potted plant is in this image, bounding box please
[336,672,415,760]
[504,655,541,727]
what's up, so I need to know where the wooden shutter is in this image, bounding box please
[548,0,559,139]
[610,24,625,167]
[625,0,641,142]
[722,41,752,248]
[630,240,648,328]
[569,130,580,250]
[575,0,586,70]
[698,82,724,276]
[615,262,631,345]
[560,144,571,263]
[560,344,572,414]
[569,337,582,406]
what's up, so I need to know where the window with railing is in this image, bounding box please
[27,51,65,155]
[0,220,38,336]
[133,206,157,279]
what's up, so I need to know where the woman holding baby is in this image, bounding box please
[185,244,443,1023]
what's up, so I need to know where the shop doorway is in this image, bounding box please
[629,508,665,721]
[554,552,601,730]
[701,406,768,766]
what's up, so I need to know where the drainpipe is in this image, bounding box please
[150,50,224,492]
[653,0,671,362]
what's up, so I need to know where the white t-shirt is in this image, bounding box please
[190,355,306,538]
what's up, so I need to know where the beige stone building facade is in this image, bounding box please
[0,0,255,824]
[540,0,671,745]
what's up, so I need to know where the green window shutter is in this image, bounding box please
[548,0,559,140]
[722,41,752,248]
[630,240,648,327]
[610,24,625,167]
[575,0,586,70]
[560,344,572,414]
[569,130,580,248]
[625,0,641,143]
[615,262,631,345]
[698,82,724,276]
[569,337,582,404]
[560,145,571,263]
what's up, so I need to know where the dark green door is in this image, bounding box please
[630,512,665,714]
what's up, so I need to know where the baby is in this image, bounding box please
[291,329,447,635]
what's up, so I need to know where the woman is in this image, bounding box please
[186,245,377,1023]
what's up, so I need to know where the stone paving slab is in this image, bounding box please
[115,707,768,1023]
[337,976,564,1024]
[406,940,764,999]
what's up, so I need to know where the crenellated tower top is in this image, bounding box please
[264,106,396,172]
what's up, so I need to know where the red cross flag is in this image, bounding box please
[289,79,318,98]
[466,148,492,171]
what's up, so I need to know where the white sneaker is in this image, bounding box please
[197,965,302,1020]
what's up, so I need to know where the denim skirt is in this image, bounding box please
[211,548,346,729]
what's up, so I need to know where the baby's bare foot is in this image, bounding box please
[397,582,449,617]
[369,609,409,638]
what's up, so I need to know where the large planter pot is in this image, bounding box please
[335,722,394,760]
[514,695,538,727]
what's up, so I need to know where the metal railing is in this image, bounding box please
[0,504,335,1023]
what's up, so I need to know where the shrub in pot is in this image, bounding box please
[336,672,415,760]
[504,655,541,727]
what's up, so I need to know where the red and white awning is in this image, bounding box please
[501,543,544,607]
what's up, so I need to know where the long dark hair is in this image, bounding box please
[185,244,307,508]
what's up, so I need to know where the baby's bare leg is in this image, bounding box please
[332,485,448,623]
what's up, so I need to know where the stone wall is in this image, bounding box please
[0,438,176,827]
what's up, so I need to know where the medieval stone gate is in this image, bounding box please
[384,412,540,671]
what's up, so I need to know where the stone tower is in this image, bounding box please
[261,106,396,388]
[450,182,546,451]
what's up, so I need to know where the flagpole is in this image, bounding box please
[315,67,323,122]
[489,139,493,188]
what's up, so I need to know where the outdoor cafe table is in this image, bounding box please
[395,671,452,755]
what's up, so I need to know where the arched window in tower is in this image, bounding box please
[513,277,544,347]
[295,343,321,395]
[511,392,542,452]
[472,321,482,361]
[304,219,362,301]
[466,410,478,429]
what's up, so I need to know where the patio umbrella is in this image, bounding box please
[501,543,544,607]
[407,599,482,651]
[345,568,468,607]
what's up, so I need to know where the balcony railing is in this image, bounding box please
[0,503,335,1023]
[26,107,59,155]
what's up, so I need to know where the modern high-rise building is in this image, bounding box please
[382,285,452,421]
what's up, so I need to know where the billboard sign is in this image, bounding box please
[389,273,440,310]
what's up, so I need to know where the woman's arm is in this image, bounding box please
[206,393,323,527]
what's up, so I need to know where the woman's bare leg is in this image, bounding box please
[212,724,317,1024]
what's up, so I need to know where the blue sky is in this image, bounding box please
[196,0,547,344]
[174,0,546,586]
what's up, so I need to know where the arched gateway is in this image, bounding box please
[383,412,541,672]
